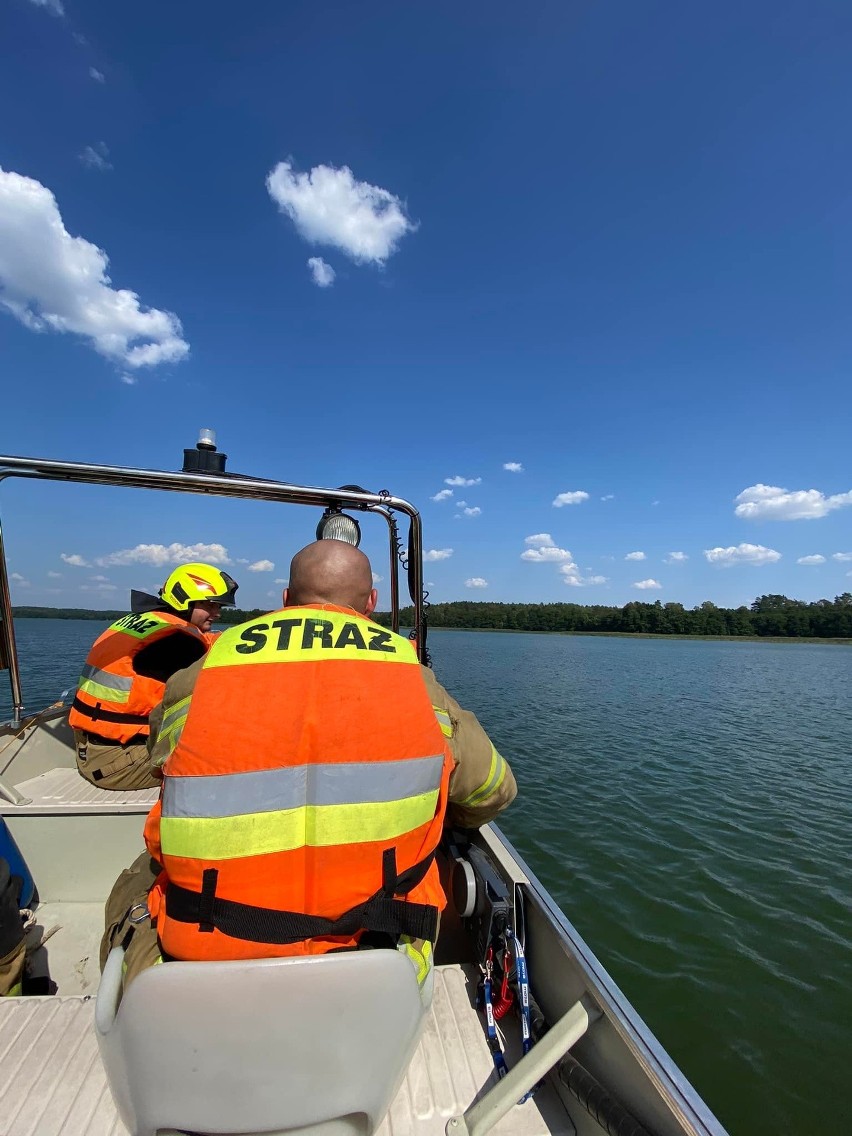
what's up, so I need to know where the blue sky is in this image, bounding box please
[1,0,851,613]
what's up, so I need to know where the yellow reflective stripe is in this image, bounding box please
[159,791,440,861]
[161,695,192,731]
[459,745,507,808]
[432,706,454,738]
[154,696,192,766]
[78,677,131,704]
[158,718,187,757]
[204,612,419,669]
[398,936,433,987]
[122,954,163,978]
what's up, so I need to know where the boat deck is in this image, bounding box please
[0,967,573,1136]
[6,767,160,814]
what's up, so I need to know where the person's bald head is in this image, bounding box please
[284,540,377,615]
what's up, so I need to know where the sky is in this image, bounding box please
[1,0,851,614]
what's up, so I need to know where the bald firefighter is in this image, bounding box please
[103,540,516,991]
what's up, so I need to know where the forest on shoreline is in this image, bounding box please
[11,592,852,638]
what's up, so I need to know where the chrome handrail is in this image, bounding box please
[0,453,423,722]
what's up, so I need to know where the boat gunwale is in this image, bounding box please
[483,823,729,1136]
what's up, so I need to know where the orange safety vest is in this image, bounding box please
[145,605,454,962]
[69,611,210,745]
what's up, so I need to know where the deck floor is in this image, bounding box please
[0,966,573,1136]
[6,767,159,814]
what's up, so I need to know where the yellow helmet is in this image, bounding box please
[160,563,239,612]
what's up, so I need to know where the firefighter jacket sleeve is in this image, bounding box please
[147,657,205,769]
[420,665,517,829]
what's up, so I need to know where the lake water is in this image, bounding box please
[3,619,852,1135]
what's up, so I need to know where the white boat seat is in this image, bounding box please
[96,945,430,1136]
[1,767,159,814]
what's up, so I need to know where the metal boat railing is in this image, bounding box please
[0,451,423,723]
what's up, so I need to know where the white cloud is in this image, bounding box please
[89,67,105,83]
[424,549,453,562]
[89,574,110,582]
[247,559,275,572]
[96,542,231,568]
[552,491,589,508]
[632,579,662,590]
[601,494,614,502]
[625,551,646,561]
[307,257,335,288]
[456,506,481,518]
[120,373,137,386]
[445,475,481,487]
[10,572,29,585]
[521,546,574,563]
[560,564,607,587]
[274,578,287,584]
[0,168,189,369]
[503,462,523,473]
[47,570,62,578]
[664,552,688,564]
[797,555,825,565]
[734,483,852,522]
[266,160,415,265]
[525,533,555,548]
[28,0,64,14]
[61,553,90,567]
[372,572,383,584]
[704,543,782,567]
[465,577,488,589]
[431,489,453,502]
[80,583,117,592]
[832,552,852,562]
[79,143,112,172]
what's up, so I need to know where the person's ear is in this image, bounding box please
[282,587,290,607]
[365,588,378,616]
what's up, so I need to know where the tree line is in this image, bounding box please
[10,593,852,638]
[372,593,852,639]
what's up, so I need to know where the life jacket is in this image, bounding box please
[145,605,454,962]
[68,611,210,745]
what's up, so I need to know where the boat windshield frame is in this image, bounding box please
[0,452,424,724]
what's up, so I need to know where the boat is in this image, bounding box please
[0,437,729,1136]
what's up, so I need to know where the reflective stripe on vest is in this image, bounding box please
[160,756,444,860]
[77,664,134,704]
[458,744,508,808]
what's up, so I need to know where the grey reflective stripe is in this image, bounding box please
[161,695,191,732]
[162,754,445,819]
[80,664,133,692]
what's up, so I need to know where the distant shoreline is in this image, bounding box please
[10,608,852,645]
[423,626,852,645]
